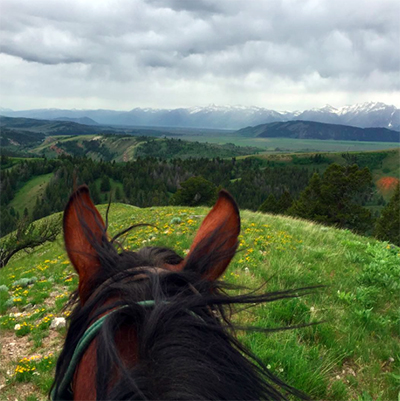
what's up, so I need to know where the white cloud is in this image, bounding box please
[0,0,399,110]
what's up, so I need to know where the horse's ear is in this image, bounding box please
[170,190,240,281]
[63,185,106,301]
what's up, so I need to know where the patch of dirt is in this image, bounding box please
[49,144,66,155]
[0,331,34,367]
[36,329,63,355]
[326,359,360,399]
[381,356,396,373]
[43,137,57,145]
[45,285,72,308]
[0,330,34,389]
[123,148,131,162]
[0,381,39,401]
[0,327,64,398]
[0,383,41,401]
[44,291,60,308]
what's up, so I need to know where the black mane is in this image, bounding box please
[52,239,312,400]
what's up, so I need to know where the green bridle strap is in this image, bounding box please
[51,300,156,401]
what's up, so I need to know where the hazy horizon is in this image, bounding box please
[1,100,399,114]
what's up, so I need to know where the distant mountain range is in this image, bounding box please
[2,115,399,153]
[53,116,99,125]
[0,116,260,161]
[1,102,399,131]
[0,115,177,140]
[0,115,100,135]
[236,121,400,143]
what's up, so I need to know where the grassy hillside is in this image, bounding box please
[0,205,399,400]
[9,173,54,216]
[9,134,261,161]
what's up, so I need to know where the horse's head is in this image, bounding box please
[52,186,308,400]
[63,185,240,305]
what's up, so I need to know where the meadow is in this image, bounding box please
[0,204,399,400]
[9,174,53,217]
[171,133,400,153]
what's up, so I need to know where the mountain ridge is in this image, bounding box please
[236,120,400,143]
[52,116,99,125]
[1,102,399,130]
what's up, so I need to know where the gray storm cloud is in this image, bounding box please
[0,0,399,110]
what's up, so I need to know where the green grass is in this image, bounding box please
[173,133,400,153]
[0,205,399,400]
[9,173,54,216]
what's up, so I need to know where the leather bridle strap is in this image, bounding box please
[51,267,204,400]
[51,300,156,401]
[51,268,164,401]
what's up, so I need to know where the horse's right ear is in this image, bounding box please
[63,185,106,302]
[174,190,240,281]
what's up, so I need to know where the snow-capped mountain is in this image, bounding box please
[296,105,342,125]
[295,102,400,130]
[1,102,398,131]
[337,102,399,130]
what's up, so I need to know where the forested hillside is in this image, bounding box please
[1,156,314,236]
[2,149,396,244]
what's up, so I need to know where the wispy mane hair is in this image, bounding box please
[52,225,315,400]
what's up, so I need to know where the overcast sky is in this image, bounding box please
[0,0,399,111]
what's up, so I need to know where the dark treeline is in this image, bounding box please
[1,155,313,237]
[2,154,398,245]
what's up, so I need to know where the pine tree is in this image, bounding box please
[288,165,373,233]
[277,190,293,214]
[259,194,279,214]
[115,186,122,201]
[374,184,400,246]
[0,209,16,237]
[32,197,42,221]
[320,164,373,232]
[100,175,111,192]
[288,173,325,221]
[88,183,101,205]
[171,176,217,207]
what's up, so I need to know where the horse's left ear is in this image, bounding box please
[167,190,240,281]
[64,185,106,302]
